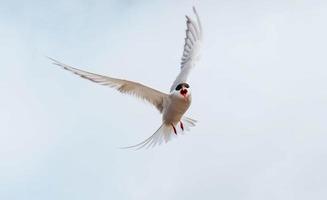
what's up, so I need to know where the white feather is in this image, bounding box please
[170,6,203,92]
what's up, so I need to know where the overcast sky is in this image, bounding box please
[1,0,327,199]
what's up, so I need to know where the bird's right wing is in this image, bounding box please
[170,6,203,92]
[49,57,168,112]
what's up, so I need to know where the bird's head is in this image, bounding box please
[173,83,191,101]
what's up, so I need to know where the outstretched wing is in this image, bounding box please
[170,6,203,92]
[49,57,168,112]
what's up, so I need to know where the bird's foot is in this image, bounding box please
[180,121,184,131]
[171,124,177,135]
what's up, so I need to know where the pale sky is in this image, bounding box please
[1,0,327,199]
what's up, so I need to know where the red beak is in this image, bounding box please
[180,89,188,100]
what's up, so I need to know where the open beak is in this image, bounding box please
[180,89,188,101]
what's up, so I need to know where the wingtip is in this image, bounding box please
[192,6,197,13]
[192,6,202,38]
[46,56,60,65]
[45,55,54,61]
[46,57,69,68]
[192,6,199,19]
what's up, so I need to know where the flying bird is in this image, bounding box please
[49,7,202,149]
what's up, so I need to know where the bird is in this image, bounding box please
[49,6,202,149]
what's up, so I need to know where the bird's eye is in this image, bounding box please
[184,83,190,88]
[175,84,183,91]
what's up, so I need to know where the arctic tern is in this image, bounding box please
[49,7,202,149]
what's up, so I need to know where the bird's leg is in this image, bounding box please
[180,121,184,131]
[171,124,177,135]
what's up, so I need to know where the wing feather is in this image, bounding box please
[170,6,203,92]
[48,57,167,112]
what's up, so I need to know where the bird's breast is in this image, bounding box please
[162,95,191,124]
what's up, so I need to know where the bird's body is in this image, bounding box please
[49,7,202,149]
[163,93,191,125]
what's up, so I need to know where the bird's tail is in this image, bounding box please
[121,116,197,150]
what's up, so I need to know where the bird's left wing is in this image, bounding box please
[48,57,168,112]
[170,6,203,92]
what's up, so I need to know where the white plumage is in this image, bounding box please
[49,7,203,149]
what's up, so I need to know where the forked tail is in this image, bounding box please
[121,117,197,150]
